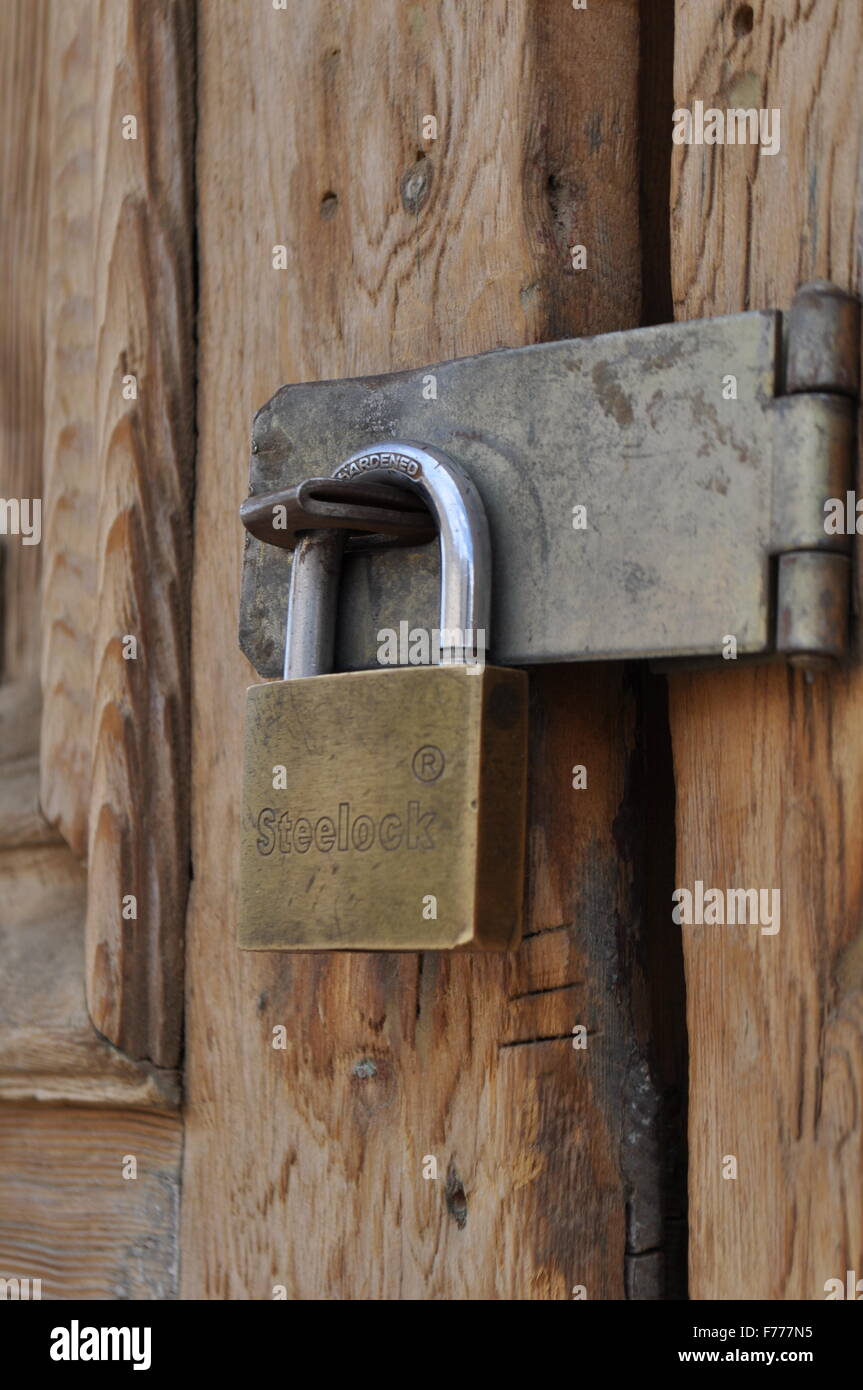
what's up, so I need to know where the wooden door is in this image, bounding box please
[0,0,859,1305]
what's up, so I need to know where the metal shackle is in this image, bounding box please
[283,442,491,678]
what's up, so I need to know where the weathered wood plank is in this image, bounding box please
[183,0,665,1300]
[41,0,98,850]
[0,0,182,1306]
[0,1106,181,1299]
[0,680,60,850]
[0,0,49,683]
[41,0,196,1066]
[671,0,863,1299]
[0,681,180,1110]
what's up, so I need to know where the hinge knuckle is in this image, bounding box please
[773,283,860,666]
[785,280,860,396]
[776,553,850,667]
[771,394,854,554]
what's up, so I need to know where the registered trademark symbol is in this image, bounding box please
[412,745,445,783]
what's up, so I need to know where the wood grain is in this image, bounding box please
[0,838,180,1110]
[0,0,49,683]
[182,0,674,1300]
[41,0,196,1065]
[671,0,863,1298]
[0,1105,181,1299]
[0,2,182,1304]
[0,681,180,1110]
[0,678,58,851]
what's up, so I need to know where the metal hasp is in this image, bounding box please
[240,282,859,676]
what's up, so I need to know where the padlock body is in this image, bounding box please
[239,664,527,950]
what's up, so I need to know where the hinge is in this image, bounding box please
[771,282,858,668]
[240,282,860,677]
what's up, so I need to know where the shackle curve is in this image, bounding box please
[284,442,491,678]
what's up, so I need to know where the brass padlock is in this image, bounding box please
[238,442,528,951]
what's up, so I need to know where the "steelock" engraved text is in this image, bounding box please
[255,800,436,855]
